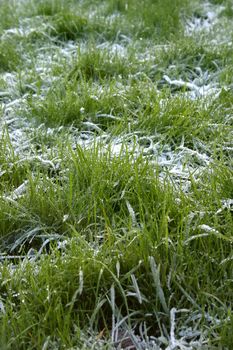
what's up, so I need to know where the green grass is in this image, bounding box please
[0,0,232,348]
[22,0,192,43]
[0,38,22,73]
[0,149,232,349]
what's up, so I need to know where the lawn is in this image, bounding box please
[0,0,232,349]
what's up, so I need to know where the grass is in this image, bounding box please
[0,0,232,349]
[0,38,22,73]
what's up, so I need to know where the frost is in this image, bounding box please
[185,2,224,36]
[163,74,220,99]
[198,224,219,234]
[216,199,233,214]
[97,42,127,57]
[0,299,5,314]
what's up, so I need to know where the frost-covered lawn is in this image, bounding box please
[0,0,232,349]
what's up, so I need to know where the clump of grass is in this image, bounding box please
[0,144,180,248]
[51,12,88,40]
[69,48,134,81]
[0,0,20,33]
[0,130,31,189]
[131,90,232,153]
[26,76,138,129]
[103,0,190,41]
[154,38,226,82]
[136,96,201,145]
[219,0,233,17]
[29,0,71,16]
[26,79,122,128]
[27,79,86,127]
[134,0,189,40]
[0,155,232,348]
[220,313,233,349]
[0,39,22,72]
